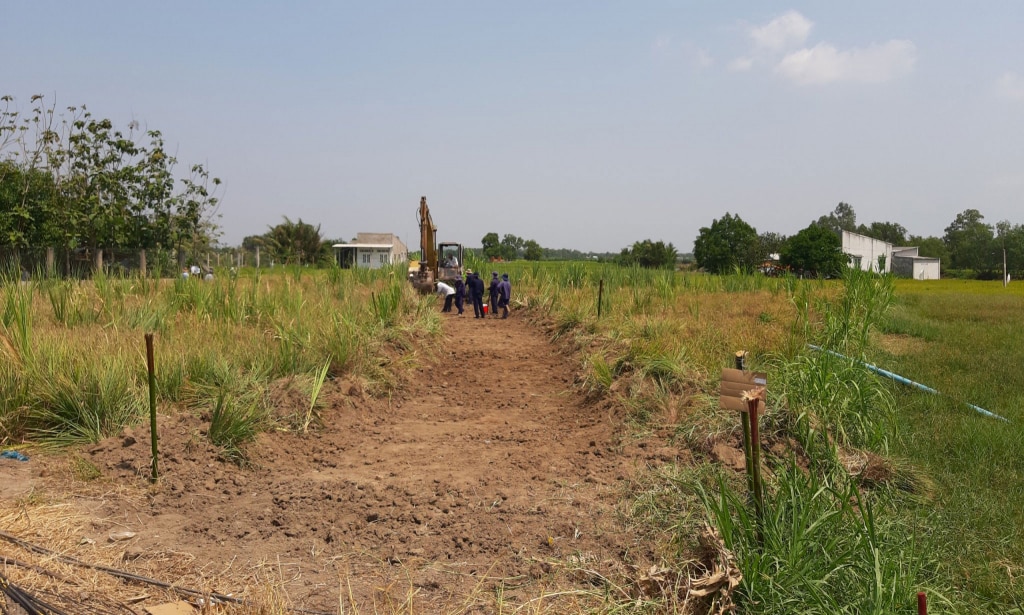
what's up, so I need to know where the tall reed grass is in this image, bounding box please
[0,265,439,457]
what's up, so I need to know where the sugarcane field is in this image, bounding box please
[4,5,1024,614]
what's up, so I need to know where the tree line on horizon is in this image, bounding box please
[0,94,220,272]
[692,202,1024,278]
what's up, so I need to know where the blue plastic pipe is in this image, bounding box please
[807,344,1010,423]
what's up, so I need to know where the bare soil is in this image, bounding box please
[1,308,691,612]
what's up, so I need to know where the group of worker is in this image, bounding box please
[436,270,511,319]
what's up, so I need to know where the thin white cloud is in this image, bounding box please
[775,40,917,85]
[996,72,1024,101]
[748,10,813,52]
[652,36,714,70]
[694,48,714,69]
[728,57,754,72]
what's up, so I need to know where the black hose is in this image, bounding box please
[0,532,332,615]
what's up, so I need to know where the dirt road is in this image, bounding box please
[0,306,675,612]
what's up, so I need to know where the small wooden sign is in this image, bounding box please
[719,368,766,413]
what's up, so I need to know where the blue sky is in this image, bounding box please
[4,2,1024,252]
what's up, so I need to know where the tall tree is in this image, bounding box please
[0,95,221,264]
[693,213,759,273]
[781,224,847,277]
[943,209,994,271]
[814,202,858,236]
[500,234,523,261]
[481,232,501,260]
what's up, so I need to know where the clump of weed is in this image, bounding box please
[69,455,102,481]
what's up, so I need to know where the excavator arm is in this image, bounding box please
[412,196,462,293]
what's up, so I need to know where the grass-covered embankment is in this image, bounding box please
[509,263,967,613]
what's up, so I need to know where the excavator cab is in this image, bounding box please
[438,243,463,283]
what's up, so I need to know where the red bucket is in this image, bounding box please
[483,304,489,315]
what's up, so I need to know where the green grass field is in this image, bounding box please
[876,280,1024,608]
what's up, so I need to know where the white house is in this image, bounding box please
[842,230,894,273]
[333,233,408,270]
[841,230,939,280]
[891,247,941,280]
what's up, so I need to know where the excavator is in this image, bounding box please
[410,196,464,293]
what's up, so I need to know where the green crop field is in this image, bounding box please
[875,280,1024,608]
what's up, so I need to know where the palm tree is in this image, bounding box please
[263,216,327,265]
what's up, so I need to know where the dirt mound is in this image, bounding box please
[4,308,683,611]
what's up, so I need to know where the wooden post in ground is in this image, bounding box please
[94,249,103,274]
[256,246,261,269]
[597,279,604,318]
[145,333,158,483]
[747,394,765,522]
[735,351,755,497]
[45,247,54,277]
[139,249,147,278]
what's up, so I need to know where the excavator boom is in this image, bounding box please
[411,196,462,293]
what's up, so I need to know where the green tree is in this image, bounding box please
[781,224,847,277]
[523,239,543,261]
[0,162,56,247]
[481,232,501,260]
[860,221,908,246]
[263,217,328,265]
[693,213,759,273]
[242,235,265,252]
[943,209,994,272]
[814,202,857,236]
[500,234,523,261]
[757,232,788,260]
[616,239,677,269]
[995,221,1024,278]
[909,235,949,270]
[0,95,221,268]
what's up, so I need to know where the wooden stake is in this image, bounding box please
[145,333,158,483]
[747,395,765,522]
[597,279,604,318]
[736,352,755,497]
